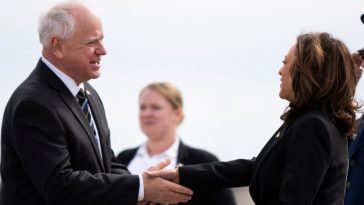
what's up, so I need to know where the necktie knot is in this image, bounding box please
[77,89,89,109]
[77,88,85,96]
[77,88,86,102]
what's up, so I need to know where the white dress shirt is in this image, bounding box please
[128,137,180,174]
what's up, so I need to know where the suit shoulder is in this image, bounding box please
[5,82,56,118]
[180,143,219,163]
[9,71,56,107]
[286,109,342,147]
[298,108,327,120]
[293,109,333,130]
[116,147,139,164]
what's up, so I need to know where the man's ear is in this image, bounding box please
[51,37,64,58]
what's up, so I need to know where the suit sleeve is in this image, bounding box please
[110,150,132,175]
[179,159,253,192]
[279,117,332,204]
[12,99,139,205]
[115,148,137,166]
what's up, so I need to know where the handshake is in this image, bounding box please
[139,159,192,205]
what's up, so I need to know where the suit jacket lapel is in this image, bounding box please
[59,92,105,171]
[83,84,108,171]
[36,59,105,171]
[349,115,364,157]
[350,133,364,158]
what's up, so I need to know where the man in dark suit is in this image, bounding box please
[344,14,364,205]
[346,114,364,205]
[0,2,192,205]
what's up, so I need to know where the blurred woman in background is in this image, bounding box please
[117,82,236,205]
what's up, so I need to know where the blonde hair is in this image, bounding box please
[140,82,184,124]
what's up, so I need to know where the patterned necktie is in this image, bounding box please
[76,89,103,159]
[76,89,97,136]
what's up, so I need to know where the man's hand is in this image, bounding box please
[141,159,192,204]
[137,201,155,205]
[142,168,192,204]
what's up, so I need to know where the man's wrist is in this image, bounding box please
[138,174,144,201]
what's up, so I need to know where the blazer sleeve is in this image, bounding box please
[11,99,139,205]
[180,146,237,205]
[279,116,333,204]
[179,159,254,192]
[203,189,236,205]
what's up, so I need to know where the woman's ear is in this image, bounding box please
[175,107,184,124]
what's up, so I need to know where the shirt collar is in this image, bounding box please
[41,56,83,96]
[137,137,180,159]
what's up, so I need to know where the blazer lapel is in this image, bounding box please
[176,141,188,166]
[253,123,287,173]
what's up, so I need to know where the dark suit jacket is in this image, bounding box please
[178,109,348,205]
[345,115,364,205]
[117,141,236,205]
[1,59,139,205]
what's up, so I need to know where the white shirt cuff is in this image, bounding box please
[138,174,144,201]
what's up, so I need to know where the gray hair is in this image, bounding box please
[38,4,75,47]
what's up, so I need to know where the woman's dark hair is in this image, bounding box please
[281,32,359,137]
